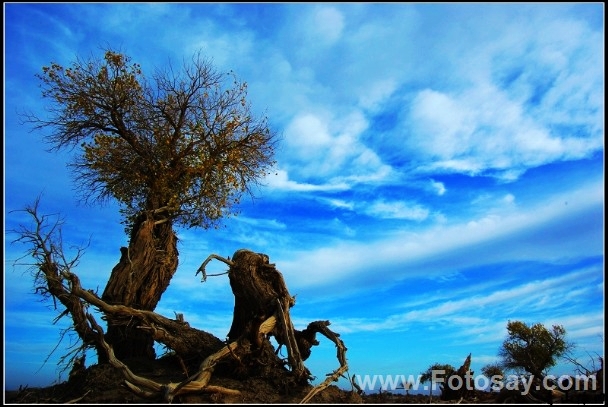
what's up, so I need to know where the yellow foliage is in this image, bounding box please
[34,48,278,231]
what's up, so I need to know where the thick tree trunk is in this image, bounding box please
[227,250,292,342]
[219,249,309,382]
[101,213,178,362]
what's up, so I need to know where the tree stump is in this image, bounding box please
[199,249,309,382]
[441,353,473,401]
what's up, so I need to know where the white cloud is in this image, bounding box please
[430,179,446,196]
[319,198,355,211]
[353,9,604,181]
[359,78,398,111]
[409,89,476,160]
[279,110,394,187]
[502,194,515,205]
[402,82,602,179]
[363,200,430,221]
[311,6,345,45]
[286,113,332,151]
[329,217,357,237]
[264,169,350,192]
[231,216,287,230]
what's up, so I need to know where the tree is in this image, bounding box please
[498,320,572,404]
[499,320,571,379]
[15,48,349,403]
[481,362,504,392]
[10,201,348,401]
[561,346,604,401]
[420,362,456,401]
[23,49,278,360]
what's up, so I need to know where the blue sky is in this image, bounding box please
[3,2,604,393]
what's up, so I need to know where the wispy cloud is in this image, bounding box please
[362,200,430,221]
[280,179,603,293]
[264,169,350,192]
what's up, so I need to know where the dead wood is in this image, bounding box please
[36,247,349,403]
[299,320,349,404]
[441,353,473,401]
[67,272,224,361]
[85,309,279,402]
[198,249,350,403]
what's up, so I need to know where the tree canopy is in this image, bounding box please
[21,48,280,361]
[499,320,571,378]
[419,362,456,398]
[420,362,456,384]
[28,49,278,231]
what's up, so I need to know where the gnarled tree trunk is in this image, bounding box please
[197,249,348,389]
[217,249,309,382]
[101,212,178,362]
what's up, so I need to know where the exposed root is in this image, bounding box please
[299,321,348,404]
[65,390,92,404]
[86,311,279,403]
[64,250,350,404]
